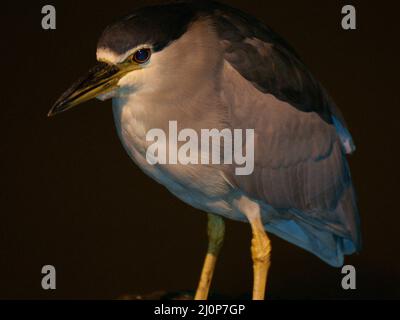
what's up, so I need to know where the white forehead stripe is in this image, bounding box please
[96,48,124,64]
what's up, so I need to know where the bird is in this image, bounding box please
[48,0,361,300]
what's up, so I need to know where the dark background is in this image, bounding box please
[1,0,399,299]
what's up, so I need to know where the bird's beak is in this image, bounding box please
[48,62,123,117]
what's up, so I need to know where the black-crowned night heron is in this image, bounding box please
[49,0,361,300]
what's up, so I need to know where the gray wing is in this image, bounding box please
[213,5,360,265]
[209,3,355,153]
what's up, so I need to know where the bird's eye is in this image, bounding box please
[131,49,151,64]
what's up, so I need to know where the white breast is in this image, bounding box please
[112,96,238,217]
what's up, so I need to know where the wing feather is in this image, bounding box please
[220,47,361,265]
[201,1,361,264]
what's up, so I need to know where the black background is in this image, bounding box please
[1,0,399,299]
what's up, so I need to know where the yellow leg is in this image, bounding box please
[236,196,271,300]
[194,213,225,300]
[249,217,271,300]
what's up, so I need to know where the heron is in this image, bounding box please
[48,0,361,300]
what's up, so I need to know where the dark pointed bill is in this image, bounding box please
[48,62,121,117]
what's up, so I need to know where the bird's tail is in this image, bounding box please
[262,182,361,267]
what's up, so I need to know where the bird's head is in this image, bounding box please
[48,2,219,117]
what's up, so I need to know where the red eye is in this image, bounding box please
[132,49,151,64]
